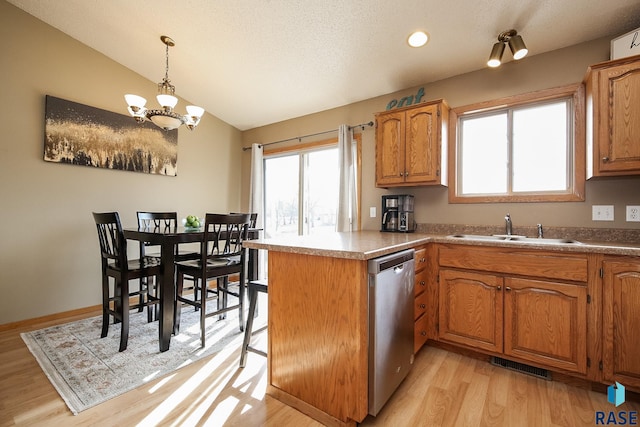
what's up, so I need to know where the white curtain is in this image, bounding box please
[249,143,266,278]
[336,124,358,232]
[249,143,264,229]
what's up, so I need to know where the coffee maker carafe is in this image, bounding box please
[381,195,415,232]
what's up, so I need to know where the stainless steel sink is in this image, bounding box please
[448,234,582,245]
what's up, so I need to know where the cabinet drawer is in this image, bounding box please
[414,247,427,272]
[415,290,427,320]
[414,313,429,353]
[438,245,588,282]
[415,268,428,295]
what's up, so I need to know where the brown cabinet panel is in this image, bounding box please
[438,244,588,282]
[414,267,428,296]
[414,313,429,353]
[503,277,587,374]
[375,111,405,185]
[439,269,503,353]
[602,259,640,389]
[415,289,428,320]
[375,100,448,187]
[585,55,640,177]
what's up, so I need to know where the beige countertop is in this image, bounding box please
[244,230,640,259]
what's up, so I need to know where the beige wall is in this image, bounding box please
[3,0,639,325]
[241,37,640,233]
[0,1,243,324]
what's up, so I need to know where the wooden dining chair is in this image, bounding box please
[92,212,163,352]
[174,213,252,348]
[136,211,200,261]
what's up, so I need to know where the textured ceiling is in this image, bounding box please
[7,0,640,130]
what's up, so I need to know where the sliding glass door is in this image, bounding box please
[264,146,339,239]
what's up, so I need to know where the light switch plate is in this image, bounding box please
[370,206,376,218]
[626,206,640,222]
[592,205,614,221]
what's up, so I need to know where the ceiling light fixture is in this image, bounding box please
[125,36,204,131]
[487,29,528,68]
[407,31,429,48]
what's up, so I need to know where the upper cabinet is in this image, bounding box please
[584,55,640,178]
[375,100,449,187]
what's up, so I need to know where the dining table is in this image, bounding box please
[123,226,261,352]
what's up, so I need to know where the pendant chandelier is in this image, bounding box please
[125,36,204,131]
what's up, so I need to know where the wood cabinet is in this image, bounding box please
[375,100,449,187]
[584,55,640,178]
[413,246,429,353]
[602,258,640,389]
[437,244,589,375]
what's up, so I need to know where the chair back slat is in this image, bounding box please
[137,211,177,230]
[203,213,252,262]
[92,212,126,267]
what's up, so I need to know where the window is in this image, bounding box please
[450,84,585,203]
[263,135,361,238]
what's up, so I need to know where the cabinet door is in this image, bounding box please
[596,61,640,174]
[439,269,503,353]
[603,260,640,388]
[375,111,405,186]
[503,277,587,374]
[405,104,439,184]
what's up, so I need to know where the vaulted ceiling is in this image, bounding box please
[7,0,640,130]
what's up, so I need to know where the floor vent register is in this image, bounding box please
[490,356,552,381]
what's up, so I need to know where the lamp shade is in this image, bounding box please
[157,94,178,109]
[487,42,505,68]
[186,105,205,118]
[508,35,528,60]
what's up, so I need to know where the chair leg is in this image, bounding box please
[119,280,130,352]
[138,277,146,313]
[145,276,153,323]
[239,286,258,368]
[238,270,245,333]
[200,278,206,348]
[174,271,185,334]
[101,276,110,338]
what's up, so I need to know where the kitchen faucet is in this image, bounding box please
[505,213,512,236]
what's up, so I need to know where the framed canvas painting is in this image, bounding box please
[44,95,178,176]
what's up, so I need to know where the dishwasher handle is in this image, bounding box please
[368,249,415,274]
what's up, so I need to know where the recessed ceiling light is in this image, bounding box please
[408,31,429,48]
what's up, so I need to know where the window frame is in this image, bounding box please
[448,84,585,203]
[263,133,362,233]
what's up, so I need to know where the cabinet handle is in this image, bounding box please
[421,331,427,336]
[419,304,426,309]
[505,287,512,291]
[420,258,426,263]
[420,281,426,286]
[602,156,609,162]
[497,286,501,291]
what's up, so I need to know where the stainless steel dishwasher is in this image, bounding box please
[368,248,415,416]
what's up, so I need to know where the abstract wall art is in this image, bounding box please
[44,95,178,176]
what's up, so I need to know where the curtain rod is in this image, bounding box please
[241,121,374,151]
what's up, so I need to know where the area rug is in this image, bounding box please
[21,305,245,415]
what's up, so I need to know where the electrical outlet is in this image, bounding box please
[370,206,376,218]
[592,205,614,221]
[626,206,640,222]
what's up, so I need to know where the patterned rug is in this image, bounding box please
[21,304,245,415]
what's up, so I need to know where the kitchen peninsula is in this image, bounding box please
[243,231,431,426]
[244,229,640,426]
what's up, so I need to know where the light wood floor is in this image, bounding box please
[1,310,638,426]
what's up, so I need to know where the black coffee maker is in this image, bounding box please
[381,195,415,232]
